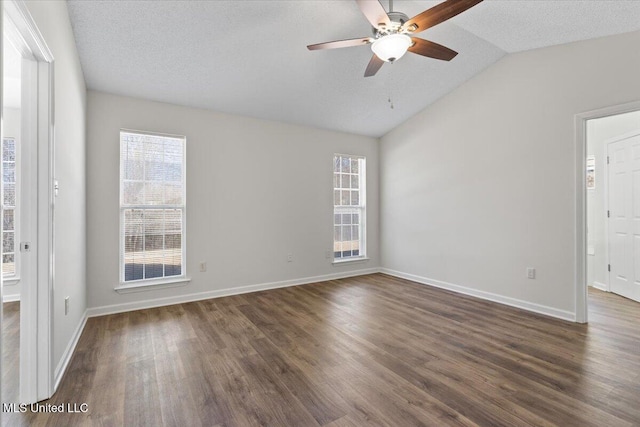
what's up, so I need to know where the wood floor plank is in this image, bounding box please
[1,301,20,405]
[172,338,232,426]
[238,353,321,427]
[123,311,163,427]
[4,274,640,426]
[249,337,349,425]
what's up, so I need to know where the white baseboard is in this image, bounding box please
[87,267,381,317]
[381,268,576,322]
[54,310,88,392]
[87,265,576,323]
[591,281,608,291]
[2,294,20,303]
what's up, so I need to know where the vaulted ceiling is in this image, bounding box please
[67,1,640,137]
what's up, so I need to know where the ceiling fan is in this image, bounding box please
[307,0,483,77]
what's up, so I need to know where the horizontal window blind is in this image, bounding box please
[120,131,186,283]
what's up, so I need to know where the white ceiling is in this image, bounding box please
[67,0,640,137]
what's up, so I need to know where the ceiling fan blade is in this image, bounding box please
[364,54,384,77]
[307,37,372,51]
[402,0,483,34]
[355,0,391,29]
[408,38,458,61]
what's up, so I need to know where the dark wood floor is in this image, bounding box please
[1,301,19,406]
[3,274,640,426]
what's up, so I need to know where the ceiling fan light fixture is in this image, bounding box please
[371,33,412,62]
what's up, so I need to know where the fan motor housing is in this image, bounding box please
[372,11,409,36]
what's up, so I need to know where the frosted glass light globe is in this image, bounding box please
[371,34,412,62]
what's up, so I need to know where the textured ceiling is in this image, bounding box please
[67,1,640,137]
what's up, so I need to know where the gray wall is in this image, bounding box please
[86,91,379,311]
[380,30,640,319]
[25,0,87,372]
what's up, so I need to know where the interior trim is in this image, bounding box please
[381,268,576,322]
[87,267,381,317]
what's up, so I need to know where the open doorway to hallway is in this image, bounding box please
[586,110,640,303]
[2,0,56,404]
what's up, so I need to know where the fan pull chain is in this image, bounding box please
[387,62,395,109]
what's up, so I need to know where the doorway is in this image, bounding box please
[2,0,55,404]
[604,129,640,302]
[2,24,24,406]
[581,108,640,316]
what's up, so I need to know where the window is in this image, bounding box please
[120,131,186,284]
[333,154,366,261]
[2,137,18,277]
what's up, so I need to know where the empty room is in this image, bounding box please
[2,0,640,426]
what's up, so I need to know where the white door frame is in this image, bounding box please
[602,139,611,292]
[2,0,55,403]
[574,100,640,323]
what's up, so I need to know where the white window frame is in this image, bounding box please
[117,129,189,292]
[333,154,367,263]
[2,136,20,283]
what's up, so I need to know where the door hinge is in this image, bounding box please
[608,264,611,272]
[607,210,610,218]
[607,156,610,164]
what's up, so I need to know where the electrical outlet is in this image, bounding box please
[65,296,70,315]
[527,268,536,279]
[199,262,207,272]
[287,253,293,262]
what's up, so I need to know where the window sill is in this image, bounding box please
[115,276,191,294]
[332,257,370,265]
[3,277,20,286]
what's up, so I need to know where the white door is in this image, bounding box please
[607,131,640,303]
